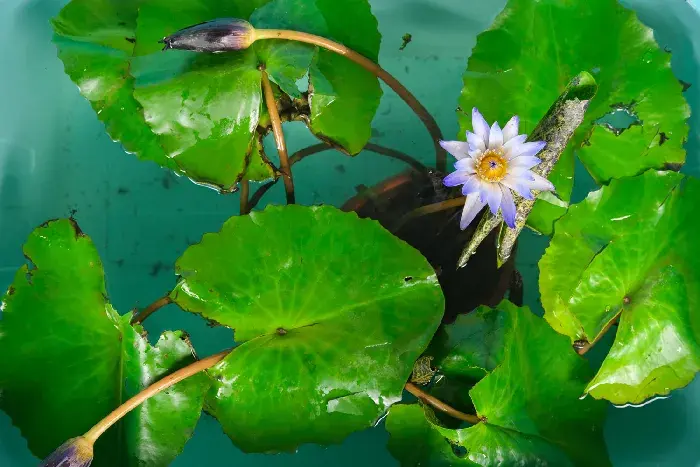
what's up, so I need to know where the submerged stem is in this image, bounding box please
[394,197,466,232]
[254,29,446,172]
[83,349,231,444]
[405,382,481,425]
[240,178,250,215]
[131,295,172,325]
[261,69,295,204]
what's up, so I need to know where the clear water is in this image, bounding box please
[1,0,699,465]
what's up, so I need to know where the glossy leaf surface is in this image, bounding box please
[540,170,700,404]
[51,0,176,170]
[54,0,382,190]
[459,0,689,232]
[171,205,444,452]
[0,220,207,466]
[387,301,609,466]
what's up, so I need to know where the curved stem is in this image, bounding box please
[131,295,173,325]
[261,69,295,204]
[248,142,427,212]
[254,29,446,172]
[577,314,620,356]
[405,382,481,425]
[240,178,250,215]
[83,349,231,444]
[394,196,466,232]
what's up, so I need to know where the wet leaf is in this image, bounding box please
[54,0,382,190]
[51,0,177,171]
[0,220,208,466]
[386,301,610,467]
[171,205,444,452]
[308,0,382,155]
[540,170,700,404]
[459,0,689,231]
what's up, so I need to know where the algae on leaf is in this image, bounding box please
[171,205,444,452]
[0,219,208,466]
[540,170,700,404]
[387,301,610,467]
[459,0,689,233]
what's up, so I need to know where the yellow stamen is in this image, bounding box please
[475,149,508,182]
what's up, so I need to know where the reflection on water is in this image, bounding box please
[0,0,699,465]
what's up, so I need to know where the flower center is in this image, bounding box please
[476,149,508,182]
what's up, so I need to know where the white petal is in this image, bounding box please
[489,122,503,149]
[503,135,527,158]
[455,158,476,173]
[509,155,542,170]
[502,116,519,142]
[460,175,481,196]
[502,174,535,200]
[443,171,473,187]
[481,182,503,216]
[466,131,486,152]
[522,172,555,192]
[472,108,490,143]
[440,140,471,160]
[500,185,517,228]
[509,141,546,160]
[459,192,486,230]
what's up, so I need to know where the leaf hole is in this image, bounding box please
[276,327,288,336]
[595,106,641,136]
[404,276,413,282]
[659,132,669,146]
[449,442,468,458]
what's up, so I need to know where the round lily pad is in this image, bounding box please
[171,205,444,452]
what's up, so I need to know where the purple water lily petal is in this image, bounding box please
[444,171,473,187]
[509,141,546,160]
[502,116,520,142]
[500,185,517,228]
[440,140,471,160]
[466,131,486,152]
[461,175,482,196]
[510,155,542,170]
[472,108,490,143]
[482,183,503,215]
[489,122,503,149]
[460,193,486,230]
[454,158,476,173]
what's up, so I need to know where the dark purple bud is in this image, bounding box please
[160,18,255,52]
[40,437,93,467]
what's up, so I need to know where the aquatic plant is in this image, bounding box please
[0,0,694,465]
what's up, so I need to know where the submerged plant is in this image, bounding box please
[0,0,695,466]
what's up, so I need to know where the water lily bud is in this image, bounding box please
[160,18,256,52]
[40,437,93,467]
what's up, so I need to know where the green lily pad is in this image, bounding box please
[459,0,689,232]
[171,205,444,452]
[51,0,177,171]
[0,219,208,466]
[308,0,382,155]
[54,0,382,191]
[539,170,700,404]
[386,301,610,466]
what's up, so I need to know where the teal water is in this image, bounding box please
[1,0,699,465]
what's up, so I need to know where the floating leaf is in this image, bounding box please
[459,0,689,231]
[0,219,208,466]
[387,301,610,466]
[54,0,382,190]
[171,205,444,452]
[51,0,177,170]
[308,0,382,154]
[539,170,700,404]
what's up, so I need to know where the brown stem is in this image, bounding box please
[394,196,466,232]
[248,143,427,212]
[261,69,295,204]
[576,314,621,356]
[240,178,250,215]
[131,295,173,325]
[83,349,231,443]
[254,29,446,172]
[405,382,481,425]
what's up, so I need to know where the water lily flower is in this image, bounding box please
[40,437,93,467]
[160,18,255,52]
[441,108,554,230]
